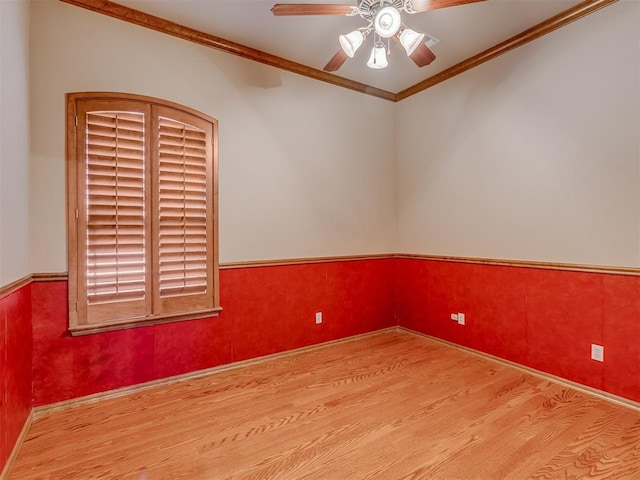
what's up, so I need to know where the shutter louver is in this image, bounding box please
[85,112,146,304]
[157,117,209,297]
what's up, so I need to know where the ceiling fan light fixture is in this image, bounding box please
[374,6,401,38]
[339,30,365,58]
[399,28,425,56]
[367,42,388,69]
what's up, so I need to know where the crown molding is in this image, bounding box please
[59,0,618,102]
[397,0,618,100]
[58,0,396,101]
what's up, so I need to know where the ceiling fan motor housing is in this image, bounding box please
[357,0,405,22]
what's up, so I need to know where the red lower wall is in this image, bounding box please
[0,284,32,472]
[3,256,639,474]
[396,258,640,403]
[31,259,397,406]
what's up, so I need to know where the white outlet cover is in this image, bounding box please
[591,344,604,362]
[458,313,465,325]
[315,312,322,324]
[451,313,458,321]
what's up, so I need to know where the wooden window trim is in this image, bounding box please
[67,92,220,336]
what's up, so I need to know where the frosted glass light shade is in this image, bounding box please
[367,43,388,69]
[339,30,364,58]
[399,28,425,56]
[374,6,401,38]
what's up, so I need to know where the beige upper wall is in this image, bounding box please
[26,0,640,275]
[0,0,30,286]
[396,0,640,267]
[29,0,397,273]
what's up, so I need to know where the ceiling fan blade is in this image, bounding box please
[407,0,486,13]
[409,43,436,67]
[323,49,349,72]
[271,4,358,16]
[391,34,436,67]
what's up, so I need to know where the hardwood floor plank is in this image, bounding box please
[527,417,640,479]
[8,331,640,479]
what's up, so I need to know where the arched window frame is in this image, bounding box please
[67,92,220,335]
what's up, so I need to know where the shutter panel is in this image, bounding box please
[153,107,214,314]
[76,101,152,325]
[86,112,146,302]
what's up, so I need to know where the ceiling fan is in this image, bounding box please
[271,0,486,72]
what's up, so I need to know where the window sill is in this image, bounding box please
[69,307,223,336]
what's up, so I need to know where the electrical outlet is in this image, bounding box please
[315,312,322,325]
[458,313,465,325]
[451,313,458,322]
[591,344,604,362]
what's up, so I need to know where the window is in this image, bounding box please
[67,93,220,334]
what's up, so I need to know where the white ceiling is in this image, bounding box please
[114,0,581,93]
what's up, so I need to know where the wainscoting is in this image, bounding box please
[2,255,639,476]
[397,257,640,403]
[30,258,397,406]
[0,285,31,476]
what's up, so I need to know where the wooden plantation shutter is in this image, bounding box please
[75,100,152,325]
[85,111,147,306]
[153,106,214,315]
[68,93,220,334]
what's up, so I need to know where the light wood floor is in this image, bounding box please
[9,330,640,479]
